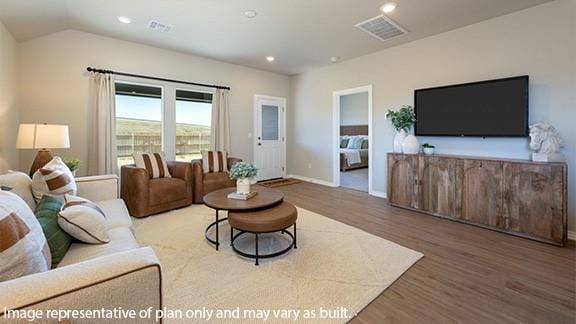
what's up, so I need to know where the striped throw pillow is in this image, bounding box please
[133,152,172,179]
[58,195,109,244]
[0,191,51,281]
[31,157,77,203]
[201,151,228,173]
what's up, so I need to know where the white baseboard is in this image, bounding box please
[288,174,337,187]
[370,190,387,199]
[568,231,576,241]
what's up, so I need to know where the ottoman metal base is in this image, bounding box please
[230,223,297,266]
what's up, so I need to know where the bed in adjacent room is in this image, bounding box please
[339,125,369,171]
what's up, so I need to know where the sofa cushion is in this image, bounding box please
[34,195,72,268]
[96,199,132,229]
[0,171,36,210]
[57,227,139,267]
[31,157,77,203]
[58,195,110,244]
[149,178,187,206]
[0,191,51,281]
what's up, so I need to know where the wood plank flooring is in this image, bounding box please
[277,181,575,323]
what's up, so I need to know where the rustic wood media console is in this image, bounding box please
[387,153,567,246]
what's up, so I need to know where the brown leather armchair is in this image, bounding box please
[121,161,193,217]
[192,157,242,203]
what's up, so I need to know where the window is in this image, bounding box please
[115,83,163,168]
[114,81,214,168]
[175,90,212,161]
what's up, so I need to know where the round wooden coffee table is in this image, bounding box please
[203,186,284,250]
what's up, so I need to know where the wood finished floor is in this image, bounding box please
[277,181,575,323]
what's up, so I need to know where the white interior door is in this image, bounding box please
[254,95,286,181]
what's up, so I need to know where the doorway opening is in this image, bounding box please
[333,86,372,193]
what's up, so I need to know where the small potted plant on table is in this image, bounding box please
[229,162,258,194]
[64,158,80,176]
[422,143,435,155]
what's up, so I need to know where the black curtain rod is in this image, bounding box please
[86,67,231,90]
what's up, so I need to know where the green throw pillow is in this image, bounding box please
[34,195,72,268]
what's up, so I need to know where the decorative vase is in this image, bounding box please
[393,129,407,153]
[402,135,420,154]
[423,147,435,155]
[236,178,251,194]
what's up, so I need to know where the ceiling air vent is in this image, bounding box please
[355,15,408,42]
[148,20,174,33]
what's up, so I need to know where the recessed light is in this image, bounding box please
[244,10,257,18]
[117,16,132,24]
[330,56,340,63]
[380,2,397,13]
[266,56,275,62]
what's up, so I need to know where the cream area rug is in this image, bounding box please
[132,204,423,323]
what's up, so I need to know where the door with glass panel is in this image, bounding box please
[254,95,286,181]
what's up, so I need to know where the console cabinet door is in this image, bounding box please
[388,154,419,208]
[455,160,504,228]
[503,163,565,244]
[419,156,457,217]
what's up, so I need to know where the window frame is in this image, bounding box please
[113,76,214,164]
[174,87,214,162]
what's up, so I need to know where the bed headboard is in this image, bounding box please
[340,125,368,136]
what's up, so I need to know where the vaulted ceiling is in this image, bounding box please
[0,0,554,75]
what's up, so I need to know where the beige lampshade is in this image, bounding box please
[16,124,70,149]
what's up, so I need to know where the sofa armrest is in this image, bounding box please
[121,165,150,217]
[76,174,119,201]
[0,247,161,323]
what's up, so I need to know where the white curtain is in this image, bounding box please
[210,89,231,153]
[87,72,117,175]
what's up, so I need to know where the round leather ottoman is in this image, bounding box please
[228,202,298,265]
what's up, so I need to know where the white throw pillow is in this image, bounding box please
[0,171,36,210]
[0,191,51,281]
[31,157,77,203]
[58,195,109,244]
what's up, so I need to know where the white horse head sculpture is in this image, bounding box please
[529,123,563,154]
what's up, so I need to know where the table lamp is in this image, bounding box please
[16,123,70,177]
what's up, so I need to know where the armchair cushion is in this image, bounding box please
[133,152,171,179]
[149,178,188,206]
[201,150,228,173]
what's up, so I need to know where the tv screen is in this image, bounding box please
[414,76,529,137]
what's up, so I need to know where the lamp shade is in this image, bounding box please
[16,124,70,149]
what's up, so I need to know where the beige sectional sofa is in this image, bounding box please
[0,174,162,323]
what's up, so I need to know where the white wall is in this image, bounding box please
[289,0,576,230]
[0,20,19,173]
[17,29,290,176]
[340,92,368,126]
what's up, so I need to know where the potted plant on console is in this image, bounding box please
[386,105,418,154]
[422,143,435,155]
[229,162,258,196]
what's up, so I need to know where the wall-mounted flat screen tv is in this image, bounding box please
[414,75,529,137]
